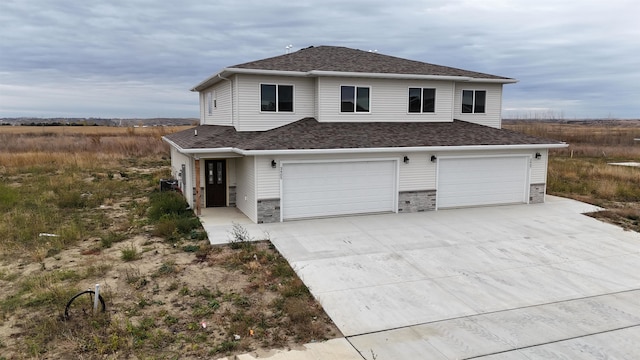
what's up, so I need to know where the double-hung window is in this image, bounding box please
[341,86,370,112]
[261,84,294,112]
[408,88,436,113]
[461,90,486,113]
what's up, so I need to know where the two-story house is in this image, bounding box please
[163,46,565,223]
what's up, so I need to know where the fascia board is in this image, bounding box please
[238,143,567,156]
[191,68,517,91]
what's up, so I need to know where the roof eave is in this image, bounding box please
[166,142,566,156]
[308,70,517,83]
[191,68,518,91]
[191,68,311,92]
[241,143,566,155]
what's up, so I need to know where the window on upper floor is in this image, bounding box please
[408,88,436,113]
[261,84,294,112]
[462,90,486,113]
[341,86,370,113]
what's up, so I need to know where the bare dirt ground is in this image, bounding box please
[0,161,341,359]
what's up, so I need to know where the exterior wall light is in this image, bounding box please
[535,152,541,159]
[430,155,437,162]
[403,156,410,164]
[271,160,277,168]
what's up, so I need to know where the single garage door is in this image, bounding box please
[437,156,529,209]
[282,161,396,220]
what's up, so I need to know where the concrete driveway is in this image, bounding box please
[259,196,640,359]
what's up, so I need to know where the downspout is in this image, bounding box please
[218,74,233,126]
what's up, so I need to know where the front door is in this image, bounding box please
[205,160,226,207]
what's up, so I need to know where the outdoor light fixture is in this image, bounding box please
[403,156,410,164]
[430,155,437,162]
[535,152,541,159]
[271,160,277,168]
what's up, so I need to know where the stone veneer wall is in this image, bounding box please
[257,198,280,223]
[529,183,546,204]
[398,190,436,212]
[228,186,237,207]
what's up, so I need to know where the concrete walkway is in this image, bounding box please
[208,197,640,359]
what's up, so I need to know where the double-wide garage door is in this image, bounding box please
[437,156,529,209]
[282,161,396,220]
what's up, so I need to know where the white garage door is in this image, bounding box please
[437,156,529,209]
[282,161,396,220]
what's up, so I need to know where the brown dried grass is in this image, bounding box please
[0,126,191,172]
[505,120,640,232]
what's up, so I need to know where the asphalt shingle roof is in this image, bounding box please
[230,46,511,80]
[164,119,562,151]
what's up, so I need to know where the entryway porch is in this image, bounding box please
[198,207,267,245]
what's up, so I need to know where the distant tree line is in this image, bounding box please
[21,122,100,126]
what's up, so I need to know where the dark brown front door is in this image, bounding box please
[205,160,226,207]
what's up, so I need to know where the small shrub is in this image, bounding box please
[211,340,237,355]
[121,244,141,262]
[229,223,252,249]
[280,278,309,298]
[153,261,176,277]
[176,216,201,234]
[163,315,179,326]
[152,217,177,238]
[148,191,190,221]
[179,286,190,296]
[182,244,199,253]
[283,297,312,324]
[189,230,207,240]
[166,281,179,292]
[101,232,126,248]
[56,190,87,209]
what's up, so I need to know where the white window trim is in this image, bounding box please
[461,89,487,114]
[340,85,372,114]
[259,83,295,113]
[407,87,437,114]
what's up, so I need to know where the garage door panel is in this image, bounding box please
[282,161,396,220]
[438,157,529,208]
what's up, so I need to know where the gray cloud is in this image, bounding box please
[1,0,638,118]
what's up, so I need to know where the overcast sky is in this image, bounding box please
[1,0,638,119]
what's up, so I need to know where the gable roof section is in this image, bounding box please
[192,46,516,91]
[164,119,565,154]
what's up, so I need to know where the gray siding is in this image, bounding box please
[170,147,194,207]
[235,74,315,131]
[453,82,503,128]
[202,81,233,126]
[317,77,455,123]
[530,149,548,184]
[235,156,257,222]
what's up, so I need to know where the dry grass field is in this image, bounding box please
[1,121,637,359]
[504,119,640,232]
[0,126,339,359]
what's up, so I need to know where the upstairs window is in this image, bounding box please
[341,86,370,112]
[462,90,486,113]
[261,84,294,112]
[206,91,216,115]
[408,88,436,113]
